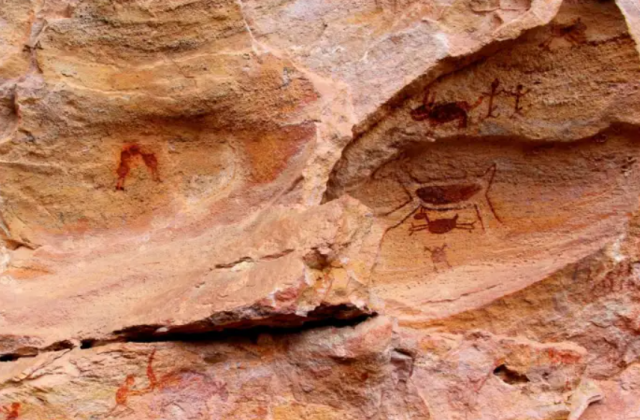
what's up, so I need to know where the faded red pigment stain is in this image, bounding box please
[115,144,161,191]
[146,349,159,392]
[545,348,582,365]
[107,374,136,416]
[146,352,229,400]
[1,403,20,420]
[539,18,587,51]
[107,350,157,416]
[106,349,228,417]
[244,123,316,185]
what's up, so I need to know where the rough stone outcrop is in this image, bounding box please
[1,0,640,419]
[0,317,595,420]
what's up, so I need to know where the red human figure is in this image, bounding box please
[128,350,158,397]
[115,144,160,190]
[504,84,530,116]
[141,153,161,182]
[107,374,136,416]
[115,146,137,191]
[482,78,502,119]
[2,403,21,420]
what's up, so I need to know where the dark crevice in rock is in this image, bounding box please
[0,347,38,362]
[261,249,295,260]
[0,353,27,362]
[493,364,530,385]
[42,340,75,352]
[114,303,374,341]
[0,304,375,362]
[302,247,333,270]
[214,256,253,269]
[80,339,103,349]
[213,249,295,269]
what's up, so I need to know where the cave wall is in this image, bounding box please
[1,0,639,419]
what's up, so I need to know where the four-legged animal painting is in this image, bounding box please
[387,163,501,234]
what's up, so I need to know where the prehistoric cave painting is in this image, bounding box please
[107,350,157,417]
[410,89,484,129]
[425,245,451,272]
[351,131,640,320]
[1,403,20,420]
[328,0,640,315]
[411,78,518,128]
[108,374,137,417]
[539,18,587,51]
[145,349,158,392]
[387,162,501,233]
[410,211,476,235]
[105,349,228,418]
[503,84,530,116]
[482,79,502,119]
[115,144,161,191]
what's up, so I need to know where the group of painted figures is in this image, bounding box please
[0,350,159,420]
[410,78,530,129]
[389,163,501,235]
[383,162,502,272]
[410,17,587,130]
[109,350,159,417]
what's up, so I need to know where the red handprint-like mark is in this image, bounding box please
[2,403,21,420]
[115,144,161,191]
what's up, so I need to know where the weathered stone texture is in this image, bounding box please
[1,0,640,418]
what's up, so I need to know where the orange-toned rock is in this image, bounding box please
[1,0,640,418]
[580,364,640,420]
[0,195,378,352]
[0,318,597,420]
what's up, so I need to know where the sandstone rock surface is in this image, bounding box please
[1,0,640,419]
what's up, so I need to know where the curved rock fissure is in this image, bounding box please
[321,37,526,204]
[325,121,640,205]
[0,304,376,363]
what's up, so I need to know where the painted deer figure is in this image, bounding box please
[410,89,484,128]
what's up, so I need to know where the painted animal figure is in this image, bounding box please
[386,162,502,233]
[410,89,484,128]
[410,211,475,235]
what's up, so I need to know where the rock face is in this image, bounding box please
[0,0,639,419]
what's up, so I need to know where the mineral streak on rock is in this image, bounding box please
[1,0,640,418]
